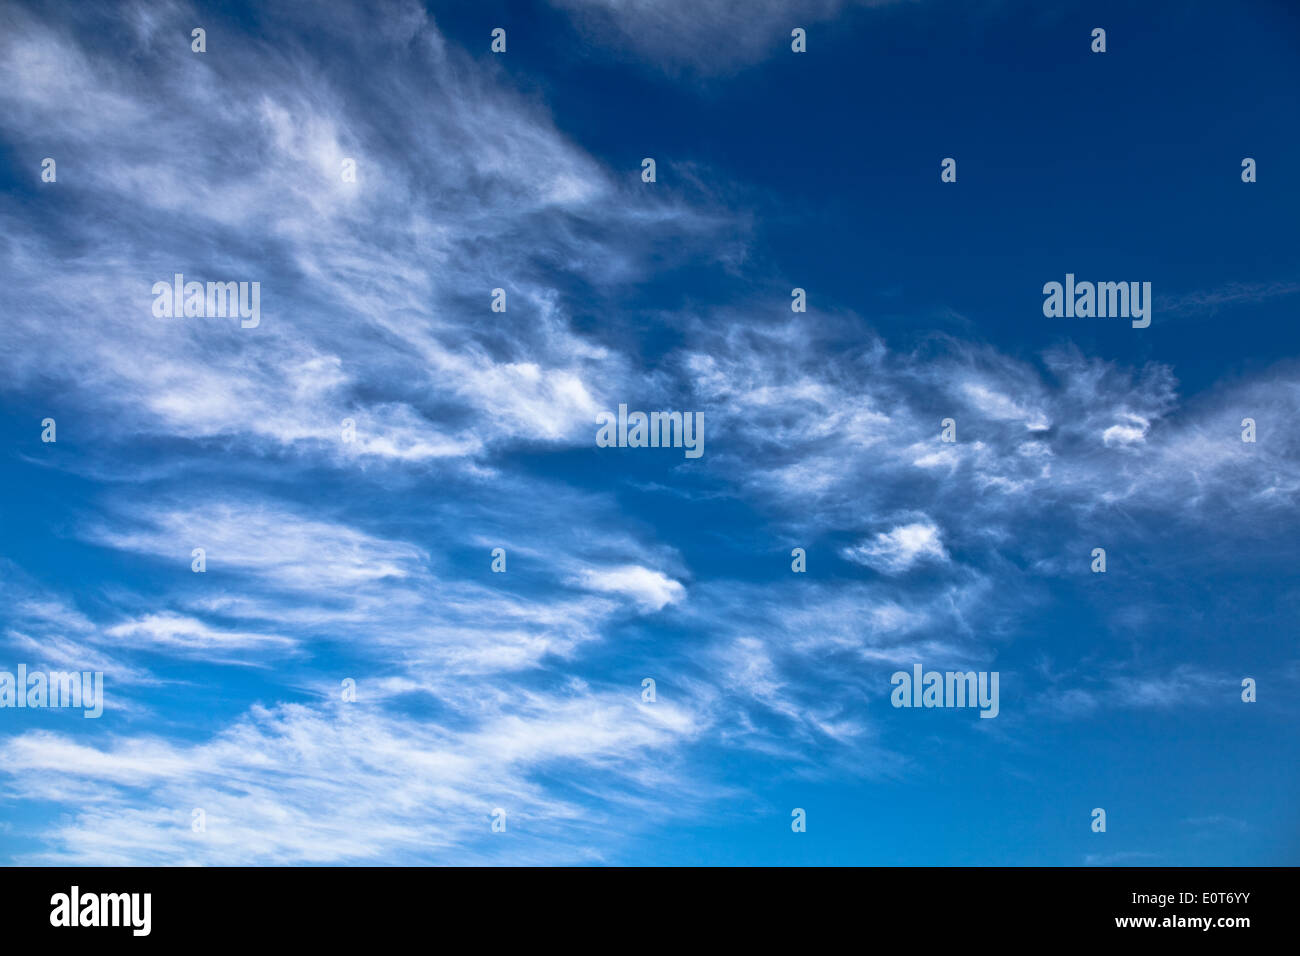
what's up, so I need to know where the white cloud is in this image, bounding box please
[105,614,297,656]
[1102,413,1150,446]
[90,502,426,590]
[572,565,686,611]
[0,0,731,468]
[547,0,903,73]
[842,521,950,574]
[0,691,706,864]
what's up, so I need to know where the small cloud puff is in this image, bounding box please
[572,565,686,611]
[840,520,949,574]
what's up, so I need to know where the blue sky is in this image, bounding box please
[0,0,1297,865]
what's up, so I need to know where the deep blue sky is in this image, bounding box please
[0,0,1297,865]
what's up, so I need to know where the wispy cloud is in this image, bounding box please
[0,0,1295,866]
[1158,280,1300,316]
[547,0,904,74]
[0,692,707,864]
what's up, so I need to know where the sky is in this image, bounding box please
[0,0,1297,866]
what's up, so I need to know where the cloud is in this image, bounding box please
[0,0,732,470]
[1034,666,1234,719]
[674,313,1300,551]
[841,520,950,574]
[1102,413,1150,447]
[1083,851,1160,866]
[1,0,1296,866]
[1158,279,1300,317]
[0,577,161,689]
[104,614,298,656]
[0,691,706,864]
[572,565,686,611]
[547,0,903,73]
[65,479,693,689]
[89,501,427,590]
